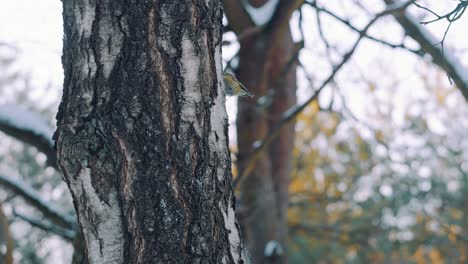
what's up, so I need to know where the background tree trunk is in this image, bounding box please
[237,28,296,264]
[56,1,247,263]
[224,1,299,263]
[237,33,278,264]
[0,206,14,264]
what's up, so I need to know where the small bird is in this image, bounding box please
[223,72,254,97]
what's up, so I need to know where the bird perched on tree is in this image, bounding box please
[223,72,254,97]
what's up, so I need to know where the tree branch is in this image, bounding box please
[0,105,57,169]
[222,0,255,36]
[267,0,304,31]
[0,173,76,230]
[13,210,76,241]
[266,0,305,46]
[305,1,420,55]
[234,1,414,187]
[384,0,468,101]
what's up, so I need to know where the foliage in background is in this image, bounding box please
[287,68,467,263]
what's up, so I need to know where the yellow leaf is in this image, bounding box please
[429,249,443,264]
[449,208,462,220]
[310,99,320,113]
[375,130,385,142]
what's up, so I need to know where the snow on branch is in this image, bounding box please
[0,104,57,168]
[0,105,53,141]
[389,7,468,101]
[13,210,76,241]
[0,173,76,230]
[242,0,280,26]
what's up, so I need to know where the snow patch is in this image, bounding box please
[264,240,284,257]
[0,104,54,144]
[252,140,262,149]
[242,0,279,26]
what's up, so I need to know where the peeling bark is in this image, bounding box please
[56,1,248,263]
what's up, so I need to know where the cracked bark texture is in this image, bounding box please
[55,1,248,263]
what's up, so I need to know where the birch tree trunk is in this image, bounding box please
[55,1,248,263]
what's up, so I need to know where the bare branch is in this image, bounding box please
[305,1,420,55]
[314,3,334,52]
[0,173,76,230]
[415,1,467,24]
[265,0,305,48]
[385,0,468,100]
[267,0,304,30]
[13,210,76,241]
[234,1,414,187]
[0,105,57,169]
[298,7,305,42]
[222,0,256,36]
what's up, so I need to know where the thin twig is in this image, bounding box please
[305,1,420,55]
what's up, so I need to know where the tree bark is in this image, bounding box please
[56,1,248,263]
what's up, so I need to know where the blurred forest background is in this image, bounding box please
[0,0,467,263]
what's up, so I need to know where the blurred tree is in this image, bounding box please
[223,1,299,263]
[223,1,468,263]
